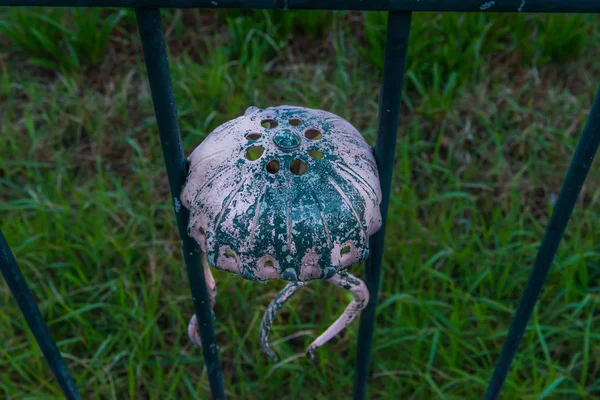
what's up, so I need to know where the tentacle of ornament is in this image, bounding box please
[306,271,369,361]
[259,281,307,362]
[188,253,217,348]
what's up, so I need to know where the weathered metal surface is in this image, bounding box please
[303,270,369,360]
[182,105,383,360]
[258,270,369,362]
[259,280,306,361]
[182,105,382,282]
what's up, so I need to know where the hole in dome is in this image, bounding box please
[340,246,351,256]
[289,118,302,126]
[266,159,280,174]
[245,146,264,161]
[290,159,308,175]
[305,129,322,140]
[264,260,274,267]
[261,119,278,128]
[308,149,324,160]
[246,132,261,140]
[225,249,236,258]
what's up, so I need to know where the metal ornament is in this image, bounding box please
[181,105,383,361]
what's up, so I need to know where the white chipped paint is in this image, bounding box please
[330,241,361,269]
[480,1,495,10]
[254,255,280,280]
[305,271,369,360]
[188,314,202,347]
[181,105,383,281]
[300,250,321,281]
[216,245,242,274]
[188,254,217,349]
[173,197,182,213]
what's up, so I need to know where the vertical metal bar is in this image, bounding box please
[0,229,81,400]
[353,11,412,400]
[135,8,226,400]
[483,87,600,400]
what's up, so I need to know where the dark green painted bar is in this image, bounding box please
[0,0,599,12]
[353,11,412,400]
[483,87,600,400]
[0,229,82,400]
[135,8,226,399]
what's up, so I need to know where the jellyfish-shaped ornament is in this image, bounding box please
[181,105,383,361]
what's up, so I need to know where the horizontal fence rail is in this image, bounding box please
[0,0,599,13]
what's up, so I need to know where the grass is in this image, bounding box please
[1,7,600,400]
[0,7,127,74]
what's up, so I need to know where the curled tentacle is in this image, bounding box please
[260,281,306,362]
[306,270,369,361]
[188,253,217,348]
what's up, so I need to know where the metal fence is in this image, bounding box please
[0,2,599,400]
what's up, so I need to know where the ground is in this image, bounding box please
[0,8,599,399]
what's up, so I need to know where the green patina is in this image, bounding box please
[272,129,301,150]
[259,281,304,361]
[192,106,372,282]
